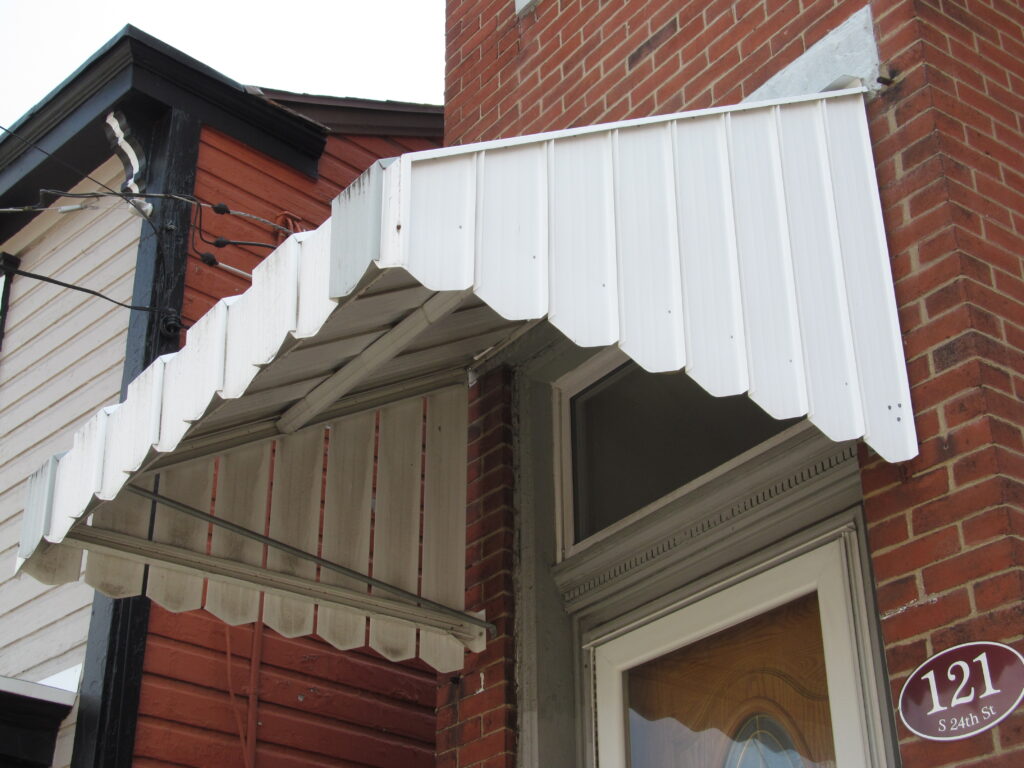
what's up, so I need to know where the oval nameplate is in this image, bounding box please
[899,641,1024,741]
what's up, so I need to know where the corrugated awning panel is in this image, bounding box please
[25,388,475,672]
[331,87,916,462]
[16,88,917,674]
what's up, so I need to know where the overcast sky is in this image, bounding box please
[0,0,446,130]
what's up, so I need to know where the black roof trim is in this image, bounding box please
[258,88,444,137]
[0,26,327,200]
[0,684,74,767]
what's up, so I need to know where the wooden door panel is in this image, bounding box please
[627,593,836,767]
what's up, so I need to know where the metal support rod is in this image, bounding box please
[276,289,471,434]
[123,484,494,635]
[65,526,486,648]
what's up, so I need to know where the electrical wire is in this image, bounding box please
[38,189,293,240]
[5,264,163,314]
[0,124,286,263]
[0,124,159,237]
[198,252,251,280]
[0,203,94,214]
[38,188,282,253]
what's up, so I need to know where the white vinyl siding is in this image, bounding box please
[0,156,140,766]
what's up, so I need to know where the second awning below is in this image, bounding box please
[23,387,481,673]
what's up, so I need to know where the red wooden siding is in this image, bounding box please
[134,607,437,768]
[182,127,440,327]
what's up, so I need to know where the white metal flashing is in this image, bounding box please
[0,675,77,708]
[748,6,881,102]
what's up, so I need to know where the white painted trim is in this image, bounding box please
[591,537,882,768]
[551,347,628,560]
[551,350,820,562]
[746,6,880,103]
[405,87,869,164]
[37,663,83,693]
[0,674,77,707]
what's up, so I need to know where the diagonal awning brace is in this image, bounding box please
[123,484,494,635]
[63,526,485,644]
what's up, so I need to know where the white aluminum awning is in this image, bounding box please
[17,88,917,672]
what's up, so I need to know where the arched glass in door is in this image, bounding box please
[626,594,836,768]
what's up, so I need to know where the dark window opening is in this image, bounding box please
[571,364,799,543]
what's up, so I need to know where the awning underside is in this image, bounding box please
[24,387,480,671]
[18,88,917,672]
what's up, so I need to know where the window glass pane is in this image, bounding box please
[570,365,797,542]
[626,593,836,768]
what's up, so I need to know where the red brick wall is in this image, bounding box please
[444,1,1024,766]
[445,0,871,145]
[437,368,517,768]
[861,2,1024,765]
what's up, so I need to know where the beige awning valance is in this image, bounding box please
[22,387,482,672]
[18,87,917,673]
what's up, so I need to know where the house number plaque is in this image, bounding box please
[899,641,1024,741]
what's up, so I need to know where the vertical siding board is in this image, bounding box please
[419,386,469,673]
[221,239,298,400]
[548,132,619,347]
[474,144,548,320]
[368,398,423,661]
[294,221,336,339]
[407,154,477,291]
[83,489,150,599]
[157,301,227,453]
[726,107,808,419]
[823,96,916,462]
[613,122,685,372]
[99,357,165,500]
[264,428,324,638]
[49,407,110,544]
[146,460,214,612]
[674,113,748,397]
[776,100,865,442]
[318,410,376,650]
[205,442,271,625]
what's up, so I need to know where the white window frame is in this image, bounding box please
[551,347,805,561]
[589,536,888,768]
[551,346,629,560]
